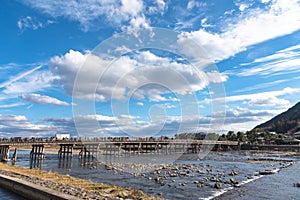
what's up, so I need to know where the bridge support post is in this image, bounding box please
[30,144,45,160]
[12,148,17,163]
[58,144,73,158]
[0,145,10,162]
[29,144,44,169]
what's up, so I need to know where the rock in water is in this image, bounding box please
[214,182,222,189]
[230,178,236,184]
[294,182,300,187]
[259,170,276,175]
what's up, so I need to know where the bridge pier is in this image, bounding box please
[58,144,73,158]
[79,144,99,158]
[30,144,45,160]
[0,145,10,162]
[12,148,17,163]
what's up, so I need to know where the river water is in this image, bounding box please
[1,150,299,199]
[0,187,26,200]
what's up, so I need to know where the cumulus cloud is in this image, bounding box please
[178,0,300,62]
[148,0,167,14]
[212,106,285,132]
[48,107,283,137]
[50,50,226,102]
[0,114,52,137]
[20,93,70,106]
[46,114,214,138]
[0,110,283,138]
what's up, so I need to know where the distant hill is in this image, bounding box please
[254,101,300,133]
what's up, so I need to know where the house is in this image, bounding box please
[284,136,300,145]
[294,131,300,136]
[55,134,70,140]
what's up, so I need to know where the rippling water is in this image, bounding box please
[0,187,26,200]
[4,150,300,199]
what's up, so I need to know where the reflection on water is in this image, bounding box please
[58,156,73,170]
[10,150,300,200]
[29,155,44,169]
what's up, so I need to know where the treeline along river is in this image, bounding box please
[1,149,300,199]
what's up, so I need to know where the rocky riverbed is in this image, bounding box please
[9,150,300,199]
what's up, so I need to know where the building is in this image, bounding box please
[294,131,300,136]
[55,134,70,140]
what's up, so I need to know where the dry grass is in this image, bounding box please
[0,163,159,200]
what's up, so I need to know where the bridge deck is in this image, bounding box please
[0,139,239,146]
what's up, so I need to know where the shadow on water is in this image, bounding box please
[58,156,73,170]
[29,155,44,169]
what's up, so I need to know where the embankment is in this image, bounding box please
[0,163,157,200]
[0,174,79,200]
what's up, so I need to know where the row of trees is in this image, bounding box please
[218,130,290,144]
[175,130,300,144]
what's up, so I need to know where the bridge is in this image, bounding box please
[0,138,239,162]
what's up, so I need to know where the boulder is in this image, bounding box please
[294,182,300,187]
[259,170,276,175]
[229,171,238,176]
[214,182,222,189]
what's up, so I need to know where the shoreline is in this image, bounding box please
[0,163,158,200]
[0,173,80,200]
[211,159,299,200]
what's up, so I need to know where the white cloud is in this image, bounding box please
[47,114,212,137]
[238,4,249,11]
[223,87,298,108]
[20,94,70,106]
[234,79,288,93]
[206,71,228,83]
[50,50,227,102]
[137,102,144,106]
[0,103,24,108]
[178,0,300,62]
[235,44,300,76]
[247,96,290,107]
[17,16,54,32]
[261,0,271,3]
[2,70,56,95]
[0,108,284,137]
[212,106,285,132]
[0,114,52,137]
[187,0,206,10]
[22,0,151,31]
[0,65,43,89]
[47,106,284,137]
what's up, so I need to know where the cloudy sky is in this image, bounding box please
[1,0,300,138]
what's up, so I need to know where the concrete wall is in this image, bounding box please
[0,174,80,200]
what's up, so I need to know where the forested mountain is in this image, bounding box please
[254,101,300,133]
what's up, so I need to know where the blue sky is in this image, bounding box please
[1,0,300,138]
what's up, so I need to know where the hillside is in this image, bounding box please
[254,101,300,133]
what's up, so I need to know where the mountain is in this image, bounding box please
[254,101,300,133]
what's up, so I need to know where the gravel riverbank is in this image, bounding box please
[0,163,158,200]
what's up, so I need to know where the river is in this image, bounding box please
[0,187,26,200]
[1,149,299,199]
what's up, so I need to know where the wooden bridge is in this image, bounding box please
[0,138,239,162]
